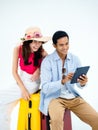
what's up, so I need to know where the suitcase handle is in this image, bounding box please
[28,113,31,130]
[28,100,32,130]
[29,100,32,108]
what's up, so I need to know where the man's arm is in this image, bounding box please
[40,58,63,94]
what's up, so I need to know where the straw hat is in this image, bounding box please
[21,27,51,43]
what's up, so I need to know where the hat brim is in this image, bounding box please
[23,36,51,43]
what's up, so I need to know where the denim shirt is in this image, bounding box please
[39,51,85,115]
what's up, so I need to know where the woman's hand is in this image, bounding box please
[21,87,31,100]
[42,49,48,58]
[30,68,40,81]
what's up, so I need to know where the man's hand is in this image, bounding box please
[61,73,74,85]
[77,74,88,86]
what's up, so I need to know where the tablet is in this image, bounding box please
[70,66,90,84]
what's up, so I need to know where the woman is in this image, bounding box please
[0,27,50,130]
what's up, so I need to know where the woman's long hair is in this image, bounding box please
[22,40,43,66]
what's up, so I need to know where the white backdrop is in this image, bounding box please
[0,0,98,130]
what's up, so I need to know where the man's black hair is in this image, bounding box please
[52,31,69,45]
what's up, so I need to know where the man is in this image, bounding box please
[39,30,98,130]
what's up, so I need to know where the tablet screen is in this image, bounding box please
[70,66,90,84]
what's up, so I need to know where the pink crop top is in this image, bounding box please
[18,46,42,74]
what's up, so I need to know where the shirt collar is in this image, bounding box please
[53,50,71,61]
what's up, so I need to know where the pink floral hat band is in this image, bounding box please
[21,32,51,43]
[25,32,43,40]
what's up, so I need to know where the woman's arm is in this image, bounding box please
[12,46,30,100]
[30,68,40,81]
[31,49,48,81]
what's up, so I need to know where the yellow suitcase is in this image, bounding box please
[17,92,41,130]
